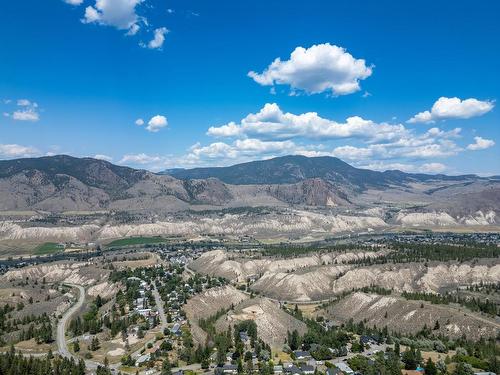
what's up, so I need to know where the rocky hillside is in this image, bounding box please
[189,249,388,283]
[184,285,249,345]
[0,155,498,230]
[215,297,307,348]
[319,292,499,340]
[190,250,500,302]
[252,261,500,302]
[0,155,357,210]
[0,208,497,244]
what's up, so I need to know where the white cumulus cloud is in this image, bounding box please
[12,109,40,121]
[147,27,168,49]
[419,163,447,173]
[185,138,301,164]
[119,153,161,164]
[192,103,480,168]
[63,0,84,4]
[4,99,40,122]
[248,43,373,96]
[17,99,35,106]
[466,136,495,151]
[135,118,144,126]
[408,97,494,124]
[93,154,113,161]
[82,0,143,34]
[0,144,39,158]
[207,103,406,142]
[359,161,447,174]
[146,115,168,132]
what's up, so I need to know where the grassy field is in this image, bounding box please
[34,242,64,255]
[113,252,163,269]
[0,339,57,355]
[105,236,169,248]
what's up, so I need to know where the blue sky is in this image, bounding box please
[0,0,499,174]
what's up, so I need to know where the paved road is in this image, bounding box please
[121,281,168,367]
[171,363,202,372]
[56,284,102,370]
[152,284,168,330]
[144,363,203,375]
[57,284,85,359]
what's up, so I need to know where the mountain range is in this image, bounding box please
[163,155,478,187]
[0,155,498,217]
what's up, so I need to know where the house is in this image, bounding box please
[285,365,302,375]
[260,350,271,361]
[324,320,339,330]
[334,363,354,374]
[136,308,152,317]
[135,353,151,367]
[239,331,249,343]
[135,297,145,308]
[359,335,374,345]
[307,358,319,366]
[301,364,315,375]
[171,323,181,335]
[329,346,348,357]
[327,367,344,375]
[274,365,284,374]
[247,274,259,282]
[294,350,312,361]
[222,364,238,374]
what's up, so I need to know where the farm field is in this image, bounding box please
[105,236,170,248]
[34,242,64,255]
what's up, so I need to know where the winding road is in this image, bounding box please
[57,284,102,370]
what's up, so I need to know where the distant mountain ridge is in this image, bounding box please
[0,154,496,213]
[0,155,147,196]
[163,155,480,188]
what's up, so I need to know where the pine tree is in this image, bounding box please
[433,320,440,330]
[425,358,437,375]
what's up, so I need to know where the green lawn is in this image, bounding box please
[34,242,64,255]
[105,236,168,248]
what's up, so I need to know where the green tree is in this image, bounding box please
[453,362,474,375]
[162,358,172,375]
[425,358,437,375]
[90,336,100,351]
[402,347,418,370]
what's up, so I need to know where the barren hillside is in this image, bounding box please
[1,261,114,293]
[251,262,500,302]
[0,156,498,236]
[189,249,389,282]
[215,297,307,348]
[189,250,500,302]
[184,285,249,345]
[319,292,499,340]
